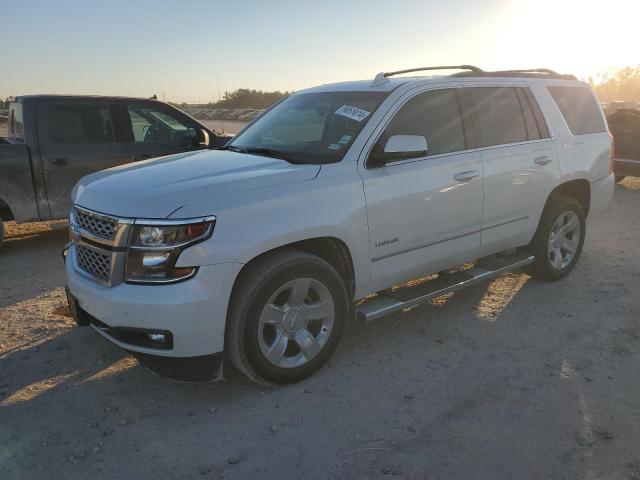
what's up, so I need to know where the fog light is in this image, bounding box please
[148,333,166,343]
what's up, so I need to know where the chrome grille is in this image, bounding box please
[74,208,117,240]
[76,245,111,282]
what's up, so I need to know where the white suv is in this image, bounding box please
[64,66,614,385]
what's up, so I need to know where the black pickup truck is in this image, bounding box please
[607,108,640,182]
[0,95,225,244]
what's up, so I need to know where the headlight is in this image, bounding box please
[125,217,215,284]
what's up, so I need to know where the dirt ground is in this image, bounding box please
[1,179,639,480]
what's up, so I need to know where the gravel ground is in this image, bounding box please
[1,178,639,480]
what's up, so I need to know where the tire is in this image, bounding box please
[528,194,585,281]
[226,249,349,385]
[615,175,626,183]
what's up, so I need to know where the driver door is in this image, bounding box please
[359,88,484,290]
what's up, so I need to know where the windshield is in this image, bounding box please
[229,91,388,164]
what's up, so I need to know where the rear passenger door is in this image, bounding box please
[36,100,130,218]
[462,86,558,252]
[360,88,484,290]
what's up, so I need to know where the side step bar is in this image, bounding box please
[356,252,534,322]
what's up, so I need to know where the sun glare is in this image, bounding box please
[492,0,639,80]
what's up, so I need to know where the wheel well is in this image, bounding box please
[235,237,356,300]
[547,180,590,217]
[0,198,14,221]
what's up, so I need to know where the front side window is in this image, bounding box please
[379,88,466,157]
[229,91,388,164]
[127,105,198,147]
[547,86,606,135]
[47,104,114,144]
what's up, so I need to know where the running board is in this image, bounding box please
[356,252,534,322]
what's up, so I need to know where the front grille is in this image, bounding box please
[75,208,117,240]
[76,245,112,282]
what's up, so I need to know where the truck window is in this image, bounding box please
[465,87,530,147]
[547,86,606,135]
[8,103,25,142]
[382,88,466,156]
[47,104,114,144]
[126,106,197,147]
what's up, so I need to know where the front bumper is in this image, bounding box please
[65,244,243,360]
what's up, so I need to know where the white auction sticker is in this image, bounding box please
[335,105,370,122]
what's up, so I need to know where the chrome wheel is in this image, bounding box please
[258,277,335,369]
[548,210,581,270]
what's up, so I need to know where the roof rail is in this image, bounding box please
[452,68,577,80]
[371,65,484,86]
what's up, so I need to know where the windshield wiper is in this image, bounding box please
[217,144,303,163]
[239,147,302,164]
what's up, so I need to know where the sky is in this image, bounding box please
[1,0,638,103]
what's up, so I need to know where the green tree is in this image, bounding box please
[210,89,290,109]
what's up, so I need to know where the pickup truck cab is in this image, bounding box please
[0,95,224,244]
[607,108,640,181]
[64,66,614,385]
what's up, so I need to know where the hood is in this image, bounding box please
[73,149,320,218]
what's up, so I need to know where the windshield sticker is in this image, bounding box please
[338,134,352,144]
[328,144,342,150]
[335,105,370,122]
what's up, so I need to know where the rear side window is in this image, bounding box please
[382,88,466,156]
[466,87,536,147]
[47,104,114,144]
[547,86,606,135]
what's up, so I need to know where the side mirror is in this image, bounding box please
[197,128,210,147]
[369,135,428,168]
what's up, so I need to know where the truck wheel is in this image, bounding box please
[528,195,585,281]
[615,175,626,183]
[226,249,349,385]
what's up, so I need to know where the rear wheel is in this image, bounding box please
[528,195,585,281]
[226,249,349,385]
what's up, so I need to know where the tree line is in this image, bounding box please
[171,89,291,110]
[590,66,640,102]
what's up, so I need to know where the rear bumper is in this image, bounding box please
[589,173,615,218]
[614,158,640,177]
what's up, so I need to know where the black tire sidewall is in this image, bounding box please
[532,196,585,280]
[241,259,348,384]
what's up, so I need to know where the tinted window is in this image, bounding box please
[47,104,114,144]
[547,86,606,135]
[521,87,550,139]
[382,88,466,156]
[127,105,197,147]
[466,87,529,147]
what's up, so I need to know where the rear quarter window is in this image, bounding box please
[547,86,606,135]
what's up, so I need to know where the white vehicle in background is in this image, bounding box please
[64,65,614,385]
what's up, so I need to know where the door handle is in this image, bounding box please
[133,154,152,161]
[52,157,69,167]
[534,156,553,165]
[453,170,479,182]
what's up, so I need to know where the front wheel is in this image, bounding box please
[528,195,586,281]
[226,249,349,385]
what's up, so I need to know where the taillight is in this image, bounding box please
[609,132,615,174]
